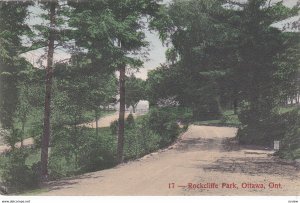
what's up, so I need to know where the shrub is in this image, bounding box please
[110,114,136,135]
[48,127,116,179]
[237,105,299,146]
[124,116,160,160]
[77,128,116,172]
[110,120,118,135]
[148,108,180,147]
[48,150,77,180]
[2,128,21,150]
[278,108,300,160]
[0,149,39,193]
[126,113,135,127]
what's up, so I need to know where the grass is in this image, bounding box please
[279,106,298,114]
[193,106,299,127]
[193,109,241,127]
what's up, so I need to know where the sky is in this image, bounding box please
[21,0,299,80]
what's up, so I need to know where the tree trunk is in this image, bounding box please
[21,120,25,148]
[233,99,238,115]
[41,2,56,181]
[74,120,78,168]
[132,104,136,113]
[95,108,99,137]
[117,65,126,164]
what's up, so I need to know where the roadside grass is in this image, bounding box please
[193,106,298,127]
[193,110,240,127]
[279,106,298,114]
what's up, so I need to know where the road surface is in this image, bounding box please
[0,138,34,154]
[39,125,300,195]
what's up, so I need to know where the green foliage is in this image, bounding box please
[151,0,299,145]
[124,116,160,160]
[111,109,184,160]
[77,128,116,173]
[149,0,237,118]
[3,128,21,150]
[0,2,32,129]
[48,127,116,179]
[147,108,180,147]
[125,75,146,112]
[126,113,135,127]
[68,0,161,73]
[278,108,300,160]
[194,110,240,127]
[110,120,119,135]
[0,149,39,193]
[237,104,299,146]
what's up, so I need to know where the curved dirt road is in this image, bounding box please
[40,125,300,196]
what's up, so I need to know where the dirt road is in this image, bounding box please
[0,138,34,154]
[40,125,300,196]
[82,112,137,128]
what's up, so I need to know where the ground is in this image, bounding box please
[37,125,300,196]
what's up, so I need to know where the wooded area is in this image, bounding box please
[0,0,299,194]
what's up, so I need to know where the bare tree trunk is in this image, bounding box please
[132,104,136,113]
[41,2,56,181]
[21,121,25,148]
[95,108,99,137]
[233,99,238,115]
[117,65,126,164]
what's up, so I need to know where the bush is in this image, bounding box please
[110,113,136,135]
[48,151,77,180]
[237,106,299,146]
[148,108,180,147]
[124,116,160,160]
[278,108,300,160]
[126,113,135,127]
[2,128,22,150]
[77,128,116,172]
[0,149,39,193]
[43,108,183,182]
[48,127,116,179]
[110,120,118,135]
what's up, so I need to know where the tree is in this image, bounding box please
[69,0,161,163]
[29,0,71,180]
[151,0,239,119]
[40,1,56,180]
[152,0,299,143]
[0,1,31,129]
[125,75,145,113]
[55,60,118,137]
[230,0,299,144]
[15,84,32,147]
[88,74,117,136]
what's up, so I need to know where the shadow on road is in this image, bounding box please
[202,156,299,178]
[45,174,104,192]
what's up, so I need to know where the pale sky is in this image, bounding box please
[21,0,299,80]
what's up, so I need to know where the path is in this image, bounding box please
[82,112,138,128]
[39,125,300,195]
[0,138,34,154]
